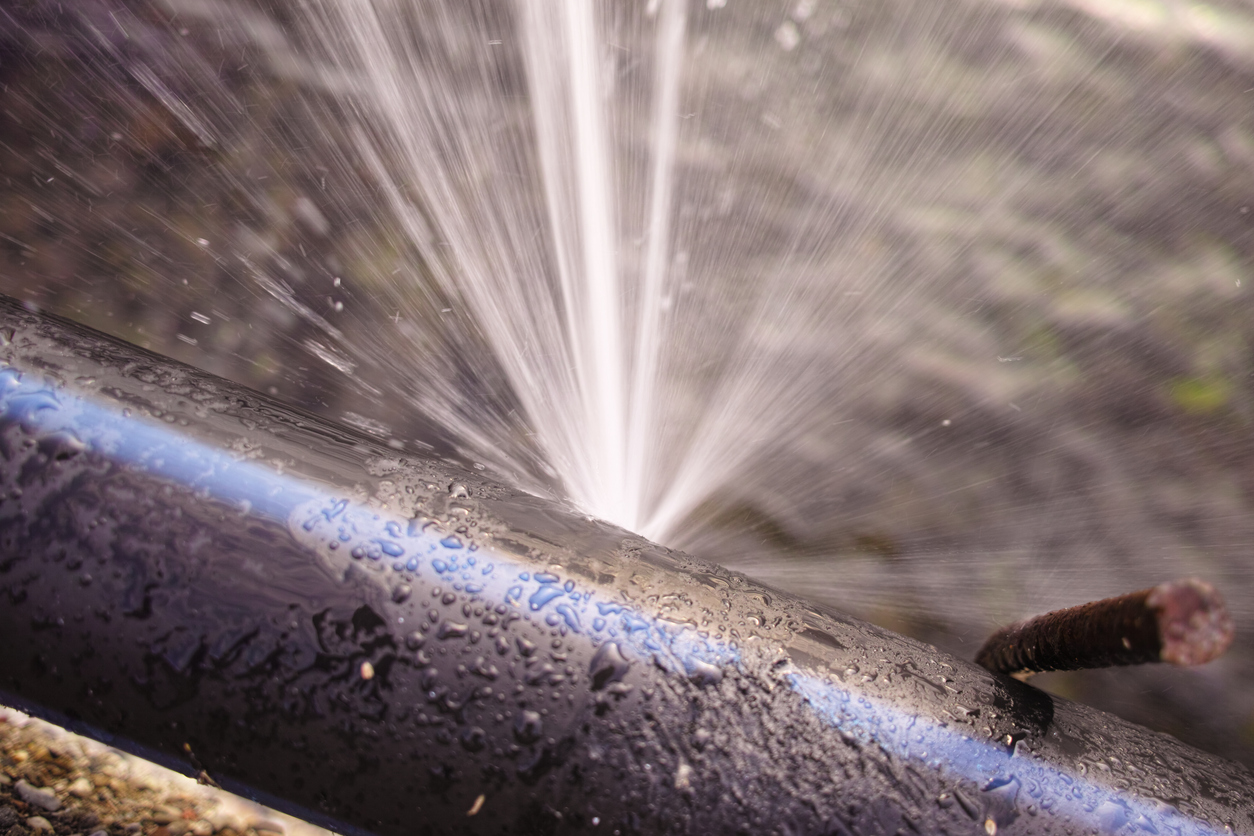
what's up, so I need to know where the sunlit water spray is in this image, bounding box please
[293,0,699,535]
[293,0,894,545]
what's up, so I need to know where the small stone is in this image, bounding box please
[123,825,142,834]
[190,822,213,836]
[151,809,180,825]
[0,774,10,785]
[168,821,190,836]
[25,819,51,833]
[204,813,233,832]
[14,781,61,813]
[64,811,98,832]
[0,808,18,829]
[89,830,109,836]
[68,778,92,799]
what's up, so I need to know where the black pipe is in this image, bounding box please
[0,294,1248,836]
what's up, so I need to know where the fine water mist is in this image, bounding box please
[3,0,1254,765]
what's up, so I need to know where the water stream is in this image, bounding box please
[3,0,1254,765]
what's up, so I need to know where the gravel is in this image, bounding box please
[0,710,331,836]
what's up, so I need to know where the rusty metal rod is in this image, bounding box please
[976,578,1234,678]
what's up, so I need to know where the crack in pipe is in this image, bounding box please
[0,294,1249,835]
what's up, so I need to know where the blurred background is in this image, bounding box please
[2,0,1254,767]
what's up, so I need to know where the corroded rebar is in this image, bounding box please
[976,578,1234,678]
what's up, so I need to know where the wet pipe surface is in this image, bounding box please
[0,293,1248,836]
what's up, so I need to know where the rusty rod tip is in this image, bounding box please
[1149,578,1233,666]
